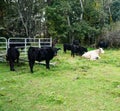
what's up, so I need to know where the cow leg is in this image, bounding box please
[46,60,50,69]
[71,51,75,57]
[29,60,35,73]
[16,57,19,63]
[64,47,66,53]
[9,60,15,71]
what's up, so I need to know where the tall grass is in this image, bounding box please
[0,47,120,111]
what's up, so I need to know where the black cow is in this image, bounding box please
[6,46,20,71]
[63,40,80,53]
[63,43,87,57]
[72,39,80,45]
[71,45,87,57]
[78,46,88,55]
[28,47,60,73]
[63,43,72,53]
[97,40,109,49]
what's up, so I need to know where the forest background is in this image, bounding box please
[0,0,120,47]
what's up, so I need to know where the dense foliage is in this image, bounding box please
[111,0,120,22]
[0,0,120,45]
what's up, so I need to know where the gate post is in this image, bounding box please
[25,38,27,55]
[50,37,52,47]
[39,39,41,48]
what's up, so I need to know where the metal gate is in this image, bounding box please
[0,37,52,62]
[8,38,52,60]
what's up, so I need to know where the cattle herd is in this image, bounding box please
[6,39,105,73]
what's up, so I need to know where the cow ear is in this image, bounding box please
[98,48,101,52]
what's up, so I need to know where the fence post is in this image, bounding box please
[8,38,9,48]
[25,38,27,55]
[50,37,52,47]
[39,39,41,48]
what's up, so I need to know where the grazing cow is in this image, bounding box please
[71,45,87,57]
[63,39,80,53]
[63,43,72,53]
[97,40,109,49]
[63,43,87,57]
[28,47,60,73]
[82,48,104,60]
[6,45,20,71]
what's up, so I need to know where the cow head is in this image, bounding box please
[53,47,61,56]
[99,48,104,54]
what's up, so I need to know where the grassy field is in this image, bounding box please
[0,46,120,111]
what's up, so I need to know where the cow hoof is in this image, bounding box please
[11,69,15,71]
[46,67,50,69]
[30,70,33,73]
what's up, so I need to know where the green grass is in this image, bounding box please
[0,47,120,111]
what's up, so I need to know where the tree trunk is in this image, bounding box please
[67,15,73,43]
[79,0,84,21]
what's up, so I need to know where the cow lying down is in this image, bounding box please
[28,47,60,73]
[82,48,104,60]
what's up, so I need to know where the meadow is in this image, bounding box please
[0,46,120,111]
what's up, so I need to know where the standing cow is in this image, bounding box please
[6,45,20,71]
[63,43,72,53]
[63,43,87,57]
[28,47,60,73]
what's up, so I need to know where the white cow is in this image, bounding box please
[82,48,104,60]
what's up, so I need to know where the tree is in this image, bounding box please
[1,0,119,47]
[1,0,46,38]
[0,0,6,26]
[79,0,84,20]
[111,0,120,22]
[45,0,105,44]
[45,0,69,41]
